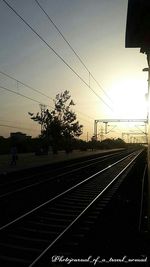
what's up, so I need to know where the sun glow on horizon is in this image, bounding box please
[109,79,147,119]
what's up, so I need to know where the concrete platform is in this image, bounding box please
[0,149,122,175]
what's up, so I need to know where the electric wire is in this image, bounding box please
[0,85,53,108]
[0,71,94,121]
[35,0,113,104]
[0,70,53,100]
[0,117,92,137]
[0,72,95,125]
[0,85,94,129]
[2,0,113,111]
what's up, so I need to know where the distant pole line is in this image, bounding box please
[0,118,38,127]
[35,0,113,104]
[2,0,113,111]
[0,70,53,101]
[77,116,93,124]
[76,111,94,120]
[0,123,39,132]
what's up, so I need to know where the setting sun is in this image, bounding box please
[109,79,147,119]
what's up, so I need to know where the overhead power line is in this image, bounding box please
[0,71,95,122]
[35,0,112,104]
[0,85,94,124]
[0,85,53,108]
[2,0,113,111]
[35,0,89,70]
[0,70,53,101]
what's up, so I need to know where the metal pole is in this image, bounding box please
[87,132,89,142]
[39,104,46,135]
[94,120,98,140]
[104,122,108,134]
[147,52,150,233]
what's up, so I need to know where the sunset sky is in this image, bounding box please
[0,0,149,141]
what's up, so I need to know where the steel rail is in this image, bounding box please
[29,149,142,266]
[0,150,144,266]
[0,150,139,232]
[0,150,125,197]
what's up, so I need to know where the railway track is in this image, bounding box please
[0,149,135,226]
[0,149,128,197]
[0,149,145,266]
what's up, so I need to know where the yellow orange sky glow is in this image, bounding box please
[0,0,149,143]
[109,79,147,119]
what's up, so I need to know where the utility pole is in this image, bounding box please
[100,127,104,142]
[39,104,46,135]
[87,132,89,142]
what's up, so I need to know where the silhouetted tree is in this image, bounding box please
[29,90,83,153]
[100,138,126,149]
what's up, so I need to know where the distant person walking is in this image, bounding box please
[10,146,18,166]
